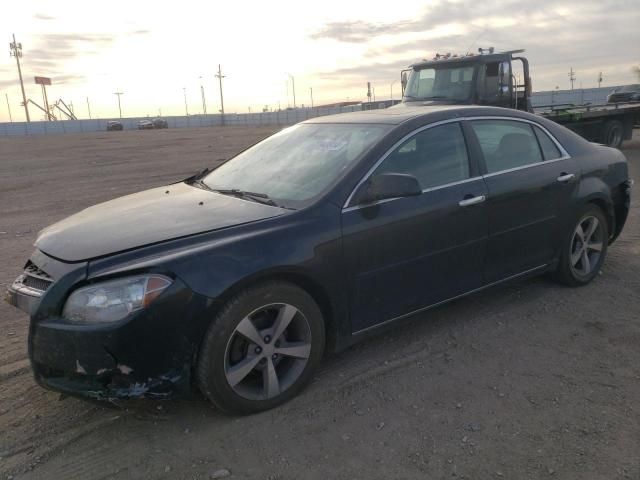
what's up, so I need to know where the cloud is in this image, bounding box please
[23,34,116,82]
[34,13,55,20]
[312,0,639,91]
[54,74,86,85]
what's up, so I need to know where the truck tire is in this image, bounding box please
[603,120,623,149]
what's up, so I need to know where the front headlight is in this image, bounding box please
[62,275,172,324]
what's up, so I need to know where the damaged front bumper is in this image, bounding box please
[6,250,212,403]
[29,316,191,402]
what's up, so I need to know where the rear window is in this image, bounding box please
[470,120,542,174]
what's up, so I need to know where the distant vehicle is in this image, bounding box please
[607,84,640,103]
[137,119,154,130]
[152,118,169,129]
[5,106,632,414]
[106,121,123,131]
[138,118,168,130]
[398,48,640,148]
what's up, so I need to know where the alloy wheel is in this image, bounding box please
[569,215,604,277]
[224,303,312,400]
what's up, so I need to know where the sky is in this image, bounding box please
[0,0,638,122]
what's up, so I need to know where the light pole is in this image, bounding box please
[113,91,124,118]
[5,93,12,122]
[86,97,91,119]
[310,87,314,108]
[199,76,207,115]
[9,34,29,122]
[183,87,189,116]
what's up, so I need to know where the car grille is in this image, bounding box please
[20,261,54,293]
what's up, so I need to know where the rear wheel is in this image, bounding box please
[197,281,325,414]
[603,119,624,149]
[554,205,608,286]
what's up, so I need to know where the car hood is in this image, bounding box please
[36,182,288,262]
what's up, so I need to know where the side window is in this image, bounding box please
[374,123,470,189]
[533,125,562,160]
[470,120,542,174]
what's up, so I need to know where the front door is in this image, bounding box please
[342,121,489,333]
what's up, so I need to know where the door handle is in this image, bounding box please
[458,195,486,207]
[557,173,575,183]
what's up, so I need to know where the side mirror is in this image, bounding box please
[353,173,422,206]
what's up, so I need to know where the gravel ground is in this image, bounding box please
[0,127,638,480]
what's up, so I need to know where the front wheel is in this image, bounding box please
[554,205,609,286]
[197,281,325,414]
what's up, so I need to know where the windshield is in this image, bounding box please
[404,65,475,101]
[202,123,390,208]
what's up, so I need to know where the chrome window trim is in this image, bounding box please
[342,118,467,210]
[469,116,572,177]
[342,176,483,213]
[342,115,572,212]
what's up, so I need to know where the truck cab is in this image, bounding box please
[401,48,532,112]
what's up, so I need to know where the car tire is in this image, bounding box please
[603,119,624,149]
[197,281,325,415]
[553,204,609,287]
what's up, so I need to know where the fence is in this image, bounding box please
[0,105,365,137]
[0,87,625,137]
[530,86,621,108]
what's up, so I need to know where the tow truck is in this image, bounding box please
[398,48,640,148]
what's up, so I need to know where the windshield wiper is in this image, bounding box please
[211,188,280,207]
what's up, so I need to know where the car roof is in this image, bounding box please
[303,105,538,126]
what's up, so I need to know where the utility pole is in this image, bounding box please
[597,71,603,88]
[86,97,91,119]
[183,87,189,115]
[390,80,397,101]
[215,64,226,125]
[199,76,207,115]
[10,34,30,122]
[287,73,296,109]
[5,93,12,122]
[310,87,314,108]
[568,67,575,90]
[113,91,123,118]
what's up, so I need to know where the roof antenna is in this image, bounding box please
[466,28,486,55]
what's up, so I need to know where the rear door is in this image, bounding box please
[468,118,578,283]
[342,121,489,332]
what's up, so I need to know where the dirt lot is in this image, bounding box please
[0,127,639,480]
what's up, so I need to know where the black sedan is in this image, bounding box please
[152,118,169,129]
[106,120,123,131]
[607,84,640,103]
[5,106,632,414]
